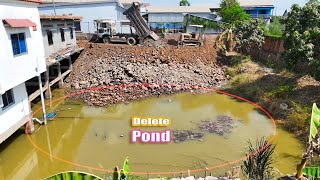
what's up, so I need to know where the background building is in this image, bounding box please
[210,0,275,24]
[0,0,46,144]
[39,0,142,34]
[26,14,83,104]
[142,6,216,33]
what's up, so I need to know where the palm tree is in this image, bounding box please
[179,0,190,6]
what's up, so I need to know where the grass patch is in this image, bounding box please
[265,84,295,98]
[223,54,317,142]
[286,102,310,132]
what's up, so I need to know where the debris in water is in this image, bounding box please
[172,130,204,143]
[199,115,238,136]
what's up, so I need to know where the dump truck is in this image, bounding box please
[94,2,159,45]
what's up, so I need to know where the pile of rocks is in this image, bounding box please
[71,84,194,107]
[65,42,227,106]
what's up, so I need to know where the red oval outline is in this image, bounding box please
[26,83,277,175]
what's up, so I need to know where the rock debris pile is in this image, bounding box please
[65,41,226,106]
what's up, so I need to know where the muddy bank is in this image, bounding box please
[65,41,226,106]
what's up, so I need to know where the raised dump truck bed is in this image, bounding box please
[123,2,159,41]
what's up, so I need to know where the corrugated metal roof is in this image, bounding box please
[42,0,140,4]
[42,0,116,4]
[145,6,211,13]
[238,0,273,7]
[21,0,43,3]
[40,14,83,20]
[3,19,35,28]
[118,0,141,4]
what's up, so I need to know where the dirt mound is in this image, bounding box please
[65,41,226,106]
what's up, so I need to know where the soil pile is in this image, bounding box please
[65,40,226,106]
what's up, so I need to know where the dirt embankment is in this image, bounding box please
[65,40,226,106]
[223,54,320,140]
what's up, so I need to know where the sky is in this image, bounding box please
[143,0,308,16]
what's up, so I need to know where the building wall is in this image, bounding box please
[41,19,77,58]
[148,13,214,23]
[39,2,121,34]
[0,83,30,144]
[0,1,46,94]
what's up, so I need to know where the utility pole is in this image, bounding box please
[52,0,56,15]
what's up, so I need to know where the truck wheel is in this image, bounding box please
[127,37,136,45]
[103,37,110,43]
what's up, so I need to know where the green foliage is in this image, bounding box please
[242,138,276,180]
[122,157,129,177]
[218,0,250,25]
[265,16,283,38]
[287,102,310,130]
[45,171,103,180]
[265,84,294,98]
[281,0,320,77]
[179,0,190,6]
[114,157,129,180]
[234,18,265,54]
[188,16,220,29]
[303,167,320,178]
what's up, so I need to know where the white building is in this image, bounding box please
[39,0,143,34]
[141,6,218,33]
[0,0,46,144]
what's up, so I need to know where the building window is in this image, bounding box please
[70,28,74,39]
[47,30,53,45]
[1,89,14,110]
[11,33,27,56]
[260,10,267,14]
[75,21,81,32]
[60,29,65,42]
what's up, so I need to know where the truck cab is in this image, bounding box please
[94,19,116,43]
[94,19,138,45]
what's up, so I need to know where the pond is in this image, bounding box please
[0,89,303,179]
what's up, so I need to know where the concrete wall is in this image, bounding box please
[0,83,30,144]
[186,26,221,34]
[41,19,77,59]
[148,13,214,23]
[39,2,125,34]
[0,1,46,94]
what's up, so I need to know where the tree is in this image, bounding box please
[234,18,265,54]
[282,0,320,77]
[218,0,250,25]
[265,16,283,37]
[179,0,190,6]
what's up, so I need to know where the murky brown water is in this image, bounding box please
[0,89,303,179]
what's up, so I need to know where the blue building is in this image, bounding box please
[39,0,142,34]
[240,0,274,23]
[210,0,274,24]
